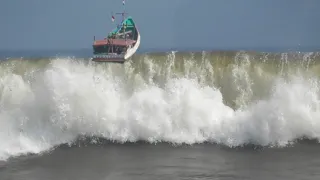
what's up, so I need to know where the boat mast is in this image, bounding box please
[122,0,126,22]
[115,0,128,41]
[118,1,126,25]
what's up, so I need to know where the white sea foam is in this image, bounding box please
[0,55,320,161]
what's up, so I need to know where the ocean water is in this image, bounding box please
[1,50,320,179]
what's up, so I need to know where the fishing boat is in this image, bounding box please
[91,1,140,63]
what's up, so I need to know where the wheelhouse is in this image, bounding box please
[93,39,136,54]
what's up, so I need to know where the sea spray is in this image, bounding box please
[1,51,320,161]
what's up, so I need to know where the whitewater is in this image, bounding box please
[1,50,320,161]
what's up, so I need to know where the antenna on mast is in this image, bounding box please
[115,0,128,22]
[122,0,126,22]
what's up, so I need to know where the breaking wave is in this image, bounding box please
[1,50,320,161]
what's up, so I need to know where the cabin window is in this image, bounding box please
[93,45,127,54]
[93,45,108,54]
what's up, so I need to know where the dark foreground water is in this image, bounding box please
[2,50,320,179]
[2,142,320,180]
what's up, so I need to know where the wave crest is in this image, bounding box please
[1,51,320,160]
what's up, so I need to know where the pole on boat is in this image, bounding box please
[122,0,125,17]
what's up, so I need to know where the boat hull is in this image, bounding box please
[91,54,125,63]
[124,28,140,60]
[91,57,126,63]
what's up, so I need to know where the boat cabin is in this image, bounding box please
[93,38,136,54]
[92,16,138,55]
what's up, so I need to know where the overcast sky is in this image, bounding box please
[1,0,320,51]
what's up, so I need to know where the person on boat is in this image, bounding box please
[117,47,122,54]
